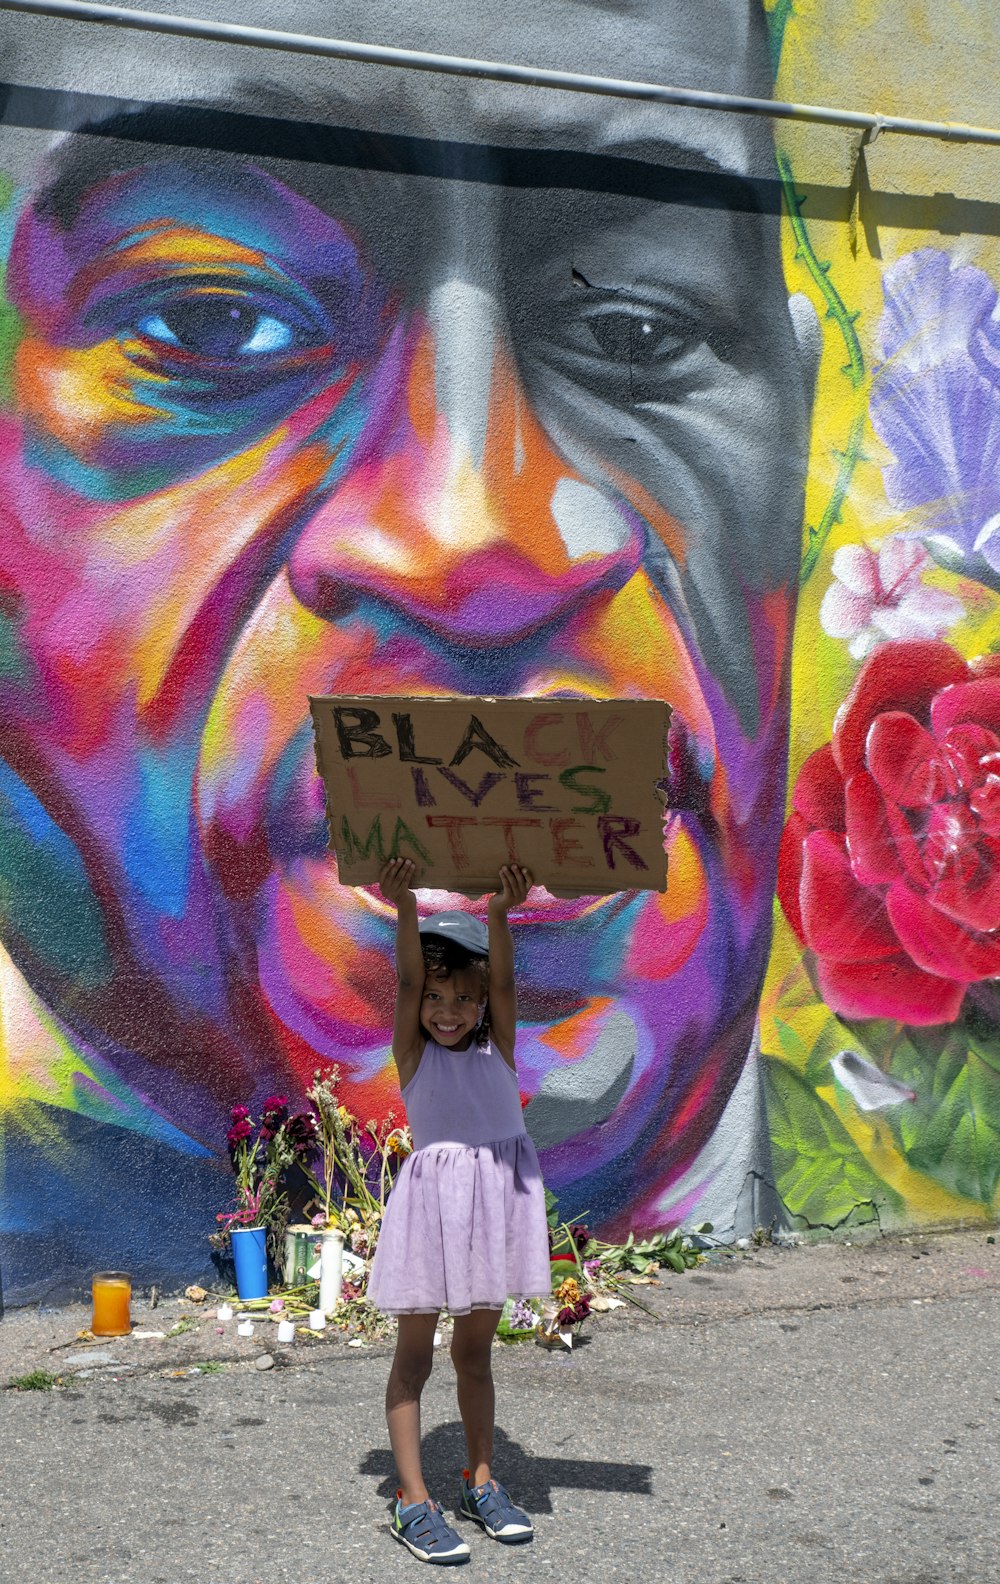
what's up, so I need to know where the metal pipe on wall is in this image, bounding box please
[1,0,1000,149]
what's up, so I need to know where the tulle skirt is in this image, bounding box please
[366,1131,552,1316]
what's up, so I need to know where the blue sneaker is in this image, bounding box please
[391,1492,471,1565]
[459,1470,534,1544]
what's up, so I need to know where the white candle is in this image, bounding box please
[308,1309,326,1332]
[319,1230,344,1316]
[217,1303,234,1322]
[237,1318,254,1337]
[276,1319,295,1344]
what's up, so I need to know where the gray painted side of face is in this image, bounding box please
[523,1008,637,1149]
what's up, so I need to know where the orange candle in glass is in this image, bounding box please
[91,1272,132,1336]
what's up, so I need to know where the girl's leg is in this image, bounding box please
[450,1307,503,1486]
[386,1312,440,1506]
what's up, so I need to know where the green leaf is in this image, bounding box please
[763,1055,901,1225]
[549,1258,578,1292]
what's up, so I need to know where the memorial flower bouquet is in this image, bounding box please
[210,1095,317,1249]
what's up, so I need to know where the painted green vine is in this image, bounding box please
[777,150,867,586]
[765,0,796,71]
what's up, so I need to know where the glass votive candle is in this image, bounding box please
[91,1272,132,1337]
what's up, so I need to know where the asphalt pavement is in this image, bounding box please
[2,1227,999,1584]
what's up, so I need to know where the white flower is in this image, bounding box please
[819,537,964,659]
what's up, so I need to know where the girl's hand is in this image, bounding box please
[379,857,417,906]
[489,863,533,914]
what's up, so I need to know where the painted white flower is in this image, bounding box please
[819,537,964,659]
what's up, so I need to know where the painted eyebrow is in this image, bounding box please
[20,81,771,221]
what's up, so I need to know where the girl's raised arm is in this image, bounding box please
[487,864,532,1069]
[379,858,425,1085]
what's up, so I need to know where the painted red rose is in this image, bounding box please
[778,640,1000,1025]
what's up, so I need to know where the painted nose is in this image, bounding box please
[286,281,644,644]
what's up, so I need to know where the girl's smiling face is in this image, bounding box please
[420,966,484,1050]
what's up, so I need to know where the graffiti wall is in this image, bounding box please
[0,0,997,1303]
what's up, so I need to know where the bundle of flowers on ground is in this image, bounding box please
[496,1193,712,1347]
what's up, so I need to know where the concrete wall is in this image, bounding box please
[1,0,998,1303]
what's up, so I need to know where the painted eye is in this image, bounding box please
[583,309,693,366]
[137,296,314,358]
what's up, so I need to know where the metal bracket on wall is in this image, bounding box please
[1,0,999,149]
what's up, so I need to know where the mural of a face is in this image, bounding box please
[0,0,816,1270]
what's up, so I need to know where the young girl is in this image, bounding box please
[367,857,552,1565]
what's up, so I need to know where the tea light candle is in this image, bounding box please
[237,1317,255,1337]
[217,1303,234,1322]
[276,1319,295,1344]
[308,1309,326,1331]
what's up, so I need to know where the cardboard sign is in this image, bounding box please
[309,695,670,897]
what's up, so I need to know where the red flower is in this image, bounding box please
[259,1094,289,1141]
[778,640,1000,1025]
[226,1118,253,1149]
[287,1111,318,1155]
[556,1296,592,1326]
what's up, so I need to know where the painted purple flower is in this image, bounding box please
[820,537,962,658]
[871,248,1000,580]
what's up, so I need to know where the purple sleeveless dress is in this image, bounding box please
[366,1038,552,1316]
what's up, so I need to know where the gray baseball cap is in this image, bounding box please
[418,911,489,956]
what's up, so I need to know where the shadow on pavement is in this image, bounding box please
[361,1422,654,1513]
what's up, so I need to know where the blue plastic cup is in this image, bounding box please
[231,1226,268,1300]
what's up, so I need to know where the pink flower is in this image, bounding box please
[820,538,963,659]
